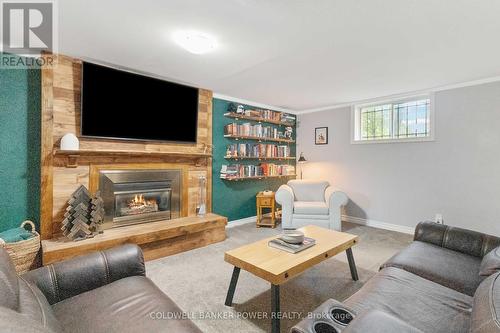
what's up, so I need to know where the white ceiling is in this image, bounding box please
[58,0,500,111]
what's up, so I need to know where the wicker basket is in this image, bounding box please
[0,221,40,273]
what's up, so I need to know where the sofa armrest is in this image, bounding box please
[291,298,357,333]
[325,187,348,210]
[414,221,500,258]
[22,244,145,305]
[275,184,295,229]
[325,187,348,230]
[343,310,423,333]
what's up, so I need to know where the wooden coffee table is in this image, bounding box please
[224,225,359,333]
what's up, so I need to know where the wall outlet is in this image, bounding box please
[435,214,443,224]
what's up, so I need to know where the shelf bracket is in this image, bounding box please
[66,154,80,168]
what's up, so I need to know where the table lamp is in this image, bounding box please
[298,152,307,179]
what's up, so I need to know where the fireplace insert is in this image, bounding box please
[98,169,181,228]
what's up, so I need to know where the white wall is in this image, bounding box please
[296,81,500,235]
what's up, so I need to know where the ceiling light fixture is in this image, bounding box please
[172,30,217,55]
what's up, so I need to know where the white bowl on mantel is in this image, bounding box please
[60,133,79,150]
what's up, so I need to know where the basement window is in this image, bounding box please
[352,95,434,143]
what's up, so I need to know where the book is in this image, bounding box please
[268,237,316,254]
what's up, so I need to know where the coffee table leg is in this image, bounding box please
[271,284,280,333]
[225,267,241,306]
[346,248,359,281]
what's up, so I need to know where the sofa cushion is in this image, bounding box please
[381,240,483,296]
[480,246,500,277]
[289,217,330,230]
[414,222,500,258]
[343,310,424,333]
[52,276,202,333]
[293,201,329,215]
[0,306,55,333]
[470,272,500,333]
[0,248,19,310]
[18,277,62,333]
[288,180,329,202]
[345,267,473,333]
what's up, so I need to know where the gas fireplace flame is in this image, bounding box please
[133,194,145,205]
[128,194,158,209]
[120,193,159,216]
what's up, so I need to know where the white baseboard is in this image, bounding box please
[342,215,414,235]
[227,214,414,234]
[226,216,257,228]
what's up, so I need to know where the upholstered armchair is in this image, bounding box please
[275,180,348,231]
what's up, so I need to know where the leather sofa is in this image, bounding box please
[292,222,500,333]
[276,180,348,231]
[0,244,201,333]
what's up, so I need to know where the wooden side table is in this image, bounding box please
[256,191,278,228]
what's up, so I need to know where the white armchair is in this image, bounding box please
[275,180,348,231]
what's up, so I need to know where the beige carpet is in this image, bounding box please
[146,221,412,332]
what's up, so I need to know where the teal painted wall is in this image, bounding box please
[0,57,41,232]
[211,98,296,222]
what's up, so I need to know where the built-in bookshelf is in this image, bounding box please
[221,106,296,181]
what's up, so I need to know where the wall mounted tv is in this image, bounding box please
[81,62,199,143]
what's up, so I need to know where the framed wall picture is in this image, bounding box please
[315,127,328,145]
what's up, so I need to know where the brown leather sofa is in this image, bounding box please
[0,244,201,333]
[292,222,500,333]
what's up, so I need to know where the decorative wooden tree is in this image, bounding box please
[90,191,105,226]
[61,186,105,241]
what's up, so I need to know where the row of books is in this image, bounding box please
[230,107,296,125]
[220,164,296,179]
[225,143,291,158]
[224,123,282,139]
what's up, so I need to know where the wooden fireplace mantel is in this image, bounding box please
[53,149,212,168]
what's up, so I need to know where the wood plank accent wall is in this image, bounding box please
[40,54,213,240]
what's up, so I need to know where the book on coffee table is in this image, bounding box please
[268,237,316,254]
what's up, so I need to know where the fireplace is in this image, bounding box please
[98,169,181,229]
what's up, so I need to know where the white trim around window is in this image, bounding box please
[351,93,435,144]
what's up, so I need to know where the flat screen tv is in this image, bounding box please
[81,62,199,143]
